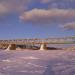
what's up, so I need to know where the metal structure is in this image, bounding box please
[0,37,75,45]
[0,37,75,50]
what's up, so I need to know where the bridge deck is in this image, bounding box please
[0,37,75,45]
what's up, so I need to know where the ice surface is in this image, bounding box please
[0,50,75,75]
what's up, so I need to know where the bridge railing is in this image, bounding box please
[0,37,75,45]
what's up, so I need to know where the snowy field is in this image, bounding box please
[0,50,75,75]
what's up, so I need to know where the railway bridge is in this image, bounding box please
[0,37,75,50]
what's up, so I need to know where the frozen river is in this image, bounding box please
[0,50,75,75]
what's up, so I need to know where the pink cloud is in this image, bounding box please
[0,3,9,14]
[62,22,75,29]
[0,0,31,15]
[20,8,75,24]
[40,0,50,3]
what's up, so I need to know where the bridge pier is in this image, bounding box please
[40,43,47,50]
[6,44,16,50]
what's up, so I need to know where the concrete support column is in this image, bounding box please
[40,43,47,50]
[6,44,16,50]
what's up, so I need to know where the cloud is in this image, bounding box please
[40,0,75,3]
[0,3,9,14]
[62,22,75,29]
[0,0,75,15]
[40,0,75,9]
[20,8,75,24]
[0,0,75,26]
[40,0,50,3]
[0,0,75,16]
[0,0,31,15]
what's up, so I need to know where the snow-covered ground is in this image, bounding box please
[0,50,75,75]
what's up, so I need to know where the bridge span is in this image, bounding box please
[0,37,75,50]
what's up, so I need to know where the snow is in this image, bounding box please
[0,50,75,75]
